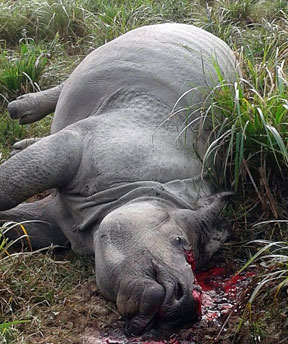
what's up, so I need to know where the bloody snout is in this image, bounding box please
[154,260,202,330]
[119,271,202,336]
[157,279,202,329]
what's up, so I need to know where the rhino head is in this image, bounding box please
[93,193,229,335]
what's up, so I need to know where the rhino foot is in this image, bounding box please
[0,194,68,249]
[8,84,63,124]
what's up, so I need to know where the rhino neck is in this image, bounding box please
[61,176,212,237]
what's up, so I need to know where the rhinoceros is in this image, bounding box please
[1,23,238,335]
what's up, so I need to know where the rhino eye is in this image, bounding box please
[175,236,182,244]
[173,236,189,248]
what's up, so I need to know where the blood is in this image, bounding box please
[192,289,202,316]
[185,249,255,328]
[195,267,226,291]
[196,267,255,296]
[185,249,196,271]
[194,266,256,326]
[104,339,179,344]
[223,271,255,293]
[142,338,180,344]
[101,253,256,344]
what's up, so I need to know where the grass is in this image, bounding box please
[0,222,31,341]
[0,111,53,158]
[0,222,32,259]
[0,39,48,99]
[0,249,99,343]
[0,223,100,344]
[0,0,288,343]
[203,55,288,215]
[194,10,288,339]
[234,238,288,343]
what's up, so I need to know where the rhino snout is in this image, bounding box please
[159,282,202,328]
[154,261,202,329]
[116,278,165,336]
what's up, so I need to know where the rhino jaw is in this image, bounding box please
[116,253,203,335]
[116,278,165,336]
[152,259,202,331]
[116,267,202,336]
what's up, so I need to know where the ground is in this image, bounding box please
[2,245,285,344]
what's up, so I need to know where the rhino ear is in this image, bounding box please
[195,191,233,226]
[172,192,232,268]
[172,192,233,232]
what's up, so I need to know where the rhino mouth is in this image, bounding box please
[151,258,202,331]
[124,282,202,336]
[156,279,202,329]
[122,259,202,336]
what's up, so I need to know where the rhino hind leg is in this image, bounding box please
[8,84,63,124]
[0,194,68,249]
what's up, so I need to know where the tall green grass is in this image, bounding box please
[0,0,97,47]
[0,39,48,100]
[201,41,288,221]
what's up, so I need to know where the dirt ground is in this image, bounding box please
[76,267,254,344]
[0,249,278,344]
[23,252,254,344]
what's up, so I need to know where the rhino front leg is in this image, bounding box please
[8,84,63,124]
[0,128,83,211]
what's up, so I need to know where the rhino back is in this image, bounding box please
[51,23,238,133]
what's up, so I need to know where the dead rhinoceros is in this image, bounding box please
[1,23,238,335]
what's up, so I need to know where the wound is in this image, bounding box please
[184,249,196,271]
[192,289,202,316]
[185,249,202,316]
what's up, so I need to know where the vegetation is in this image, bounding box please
[0,0,288,343]
[0,247,101,344]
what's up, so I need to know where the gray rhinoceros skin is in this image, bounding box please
[1,24,238,335]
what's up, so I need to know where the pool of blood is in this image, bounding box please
[195,266,255,322]
[185,250,255,323]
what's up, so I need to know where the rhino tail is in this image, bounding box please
[0,129,83,210]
